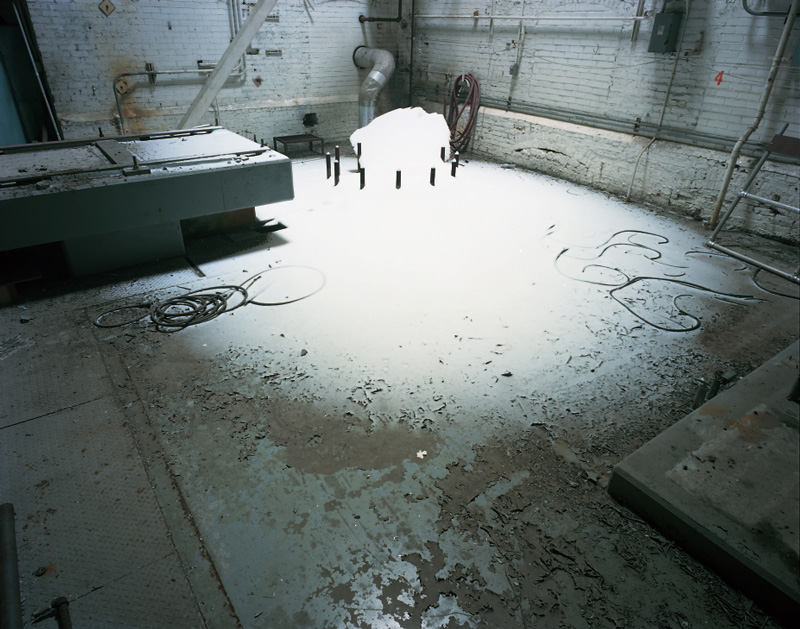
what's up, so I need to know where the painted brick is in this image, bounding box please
[412,0,798,239]
[27,0,410,143]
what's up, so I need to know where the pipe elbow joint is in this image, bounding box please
[353,46,395,127]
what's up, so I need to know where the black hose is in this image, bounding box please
[752,267,800,300]
[446,73,481,153]
[93,266,325,332]
[150,285,249,331]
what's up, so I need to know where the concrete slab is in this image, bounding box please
[609,342,800,623]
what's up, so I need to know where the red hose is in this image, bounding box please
[446,73,481,154]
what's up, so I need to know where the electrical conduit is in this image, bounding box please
[353,46,395,128]
[626,0,690,201]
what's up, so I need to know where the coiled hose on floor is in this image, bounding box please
[446,73,480,154]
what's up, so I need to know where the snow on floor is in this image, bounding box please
[7,154,796,628]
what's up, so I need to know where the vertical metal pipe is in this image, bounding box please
[625,0,690,201]
[710,0,800,226]
[396,170,402,189]
[326,152,331,179]
[631,0,646,42]
[0,503,23,629]
[430,167,436,186]
[356,143,361,158]
[440,147,446,162]
[334,160,340,186]
[360,168,365,189]
[51,597,73,629]
[335,145,340,161]
[451,161,457,177]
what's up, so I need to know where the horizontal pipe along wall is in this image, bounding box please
[411,0,799,241]
[24,0,410,144]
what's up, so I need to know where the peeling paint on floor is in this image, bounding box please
[4,158,797,628]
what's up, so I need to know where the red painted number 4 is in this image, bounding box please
[714,71,724,85]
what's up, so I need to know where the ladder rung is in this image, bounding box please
[707,242,800,285]
[738,191,800,214]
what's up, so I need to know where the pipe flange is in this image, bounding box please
[353,45,368,68]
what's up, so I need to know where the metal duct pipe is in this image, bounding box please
[353,46,395,128]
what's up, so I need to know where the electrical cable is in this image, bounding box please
[94,304,152,328]
[445,73,481,153]
[551,229,763,332]
[609,276,760,332]
[150,284,249,332]
[93,266,325,332]
[752,268,800,300]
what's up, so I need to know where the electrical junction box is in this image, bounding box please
[648,12,683,53]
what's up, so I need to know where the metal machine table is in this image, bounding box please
[0,127,294,275]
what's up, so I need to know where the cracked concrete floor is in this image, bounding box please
[2,158,798,628]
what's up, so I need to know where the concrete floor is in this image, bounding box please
[610,341,799,623]
[1,157,798,628]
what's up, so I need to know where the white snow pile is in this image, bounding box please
[349,107,451,176]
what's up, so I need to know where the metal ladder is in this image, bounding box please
[708,122,800,285]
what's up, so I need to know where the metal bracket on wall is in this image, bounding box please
[98,0,115,17]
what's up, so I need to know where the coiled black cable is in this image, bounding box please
[446,73,481,153]
[94,266,325,332]
[150,285,249,331]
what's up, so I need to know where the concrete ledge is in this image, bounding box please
[609,342,800,623]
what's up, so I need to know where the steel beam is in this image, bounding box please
[179,0,279,129]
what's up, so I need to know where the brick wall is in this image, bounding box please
[413,0,799,149]
[23,1,799,240]
[434,101,796,242]
[26,0,411,144]
[413,1,799,241]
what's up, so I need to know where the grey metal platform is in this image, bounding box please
[609,342,800,623]
[0,127,294,275]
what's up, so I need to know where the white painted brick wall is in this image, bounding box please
[414,1,799,241]
[419,98,797,242]
[26,0,410,144]
[414,0,799,147]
